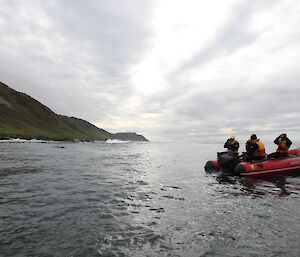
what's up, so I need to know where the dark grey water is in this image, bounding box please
[0,140,300,257]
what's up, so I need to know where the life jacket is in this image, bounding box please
[252,139,266,157]
[276,138,289,153]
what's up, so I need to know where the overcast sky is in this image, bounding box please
[0,0,300,141]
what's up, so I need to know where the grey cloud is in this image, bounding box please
[48,0,153,75]
[145,69,300,139]
[140,0,272,115]
[171,0,280,78]
[0,0,154,123]
[0,0,299,140]
[139,0,300,140]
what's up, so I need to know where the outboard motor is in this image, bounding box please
[217,151,239,175]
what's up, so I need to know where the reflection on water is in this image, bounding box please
[241,176,298,197]
[216,173,300,197]
[0,141,300,257]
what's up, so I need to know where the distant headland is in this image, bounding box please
[0,81,148,142]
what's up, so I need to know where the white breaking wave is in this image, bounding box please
[0,138,49,143]
[105,139,130,144]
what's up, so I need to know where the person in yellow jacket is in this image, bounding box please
[245,134,266,161]
[274,132,292,153]
[268,132,292,159]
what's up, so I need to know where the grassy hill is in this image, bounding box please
[0,81,147,141]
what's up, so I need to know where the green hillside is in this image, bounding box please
[0,81,147,141]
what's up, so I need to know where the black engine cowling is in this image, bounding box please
[217,151,239,174]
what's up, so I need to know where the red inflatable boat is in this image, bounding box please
[205,148,300,178]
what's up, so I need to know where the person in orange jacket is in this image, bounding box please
[268,132,292,159]
[245,134,266,161]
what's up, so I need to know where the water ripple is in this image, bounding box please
[0,142,299,257]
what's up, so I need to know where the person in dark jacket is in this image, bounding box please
[224,135,239,152]
[268,133,292,159]
[244,134,266,161]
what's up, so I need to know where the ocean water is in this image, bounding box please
[0,140,300,257]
